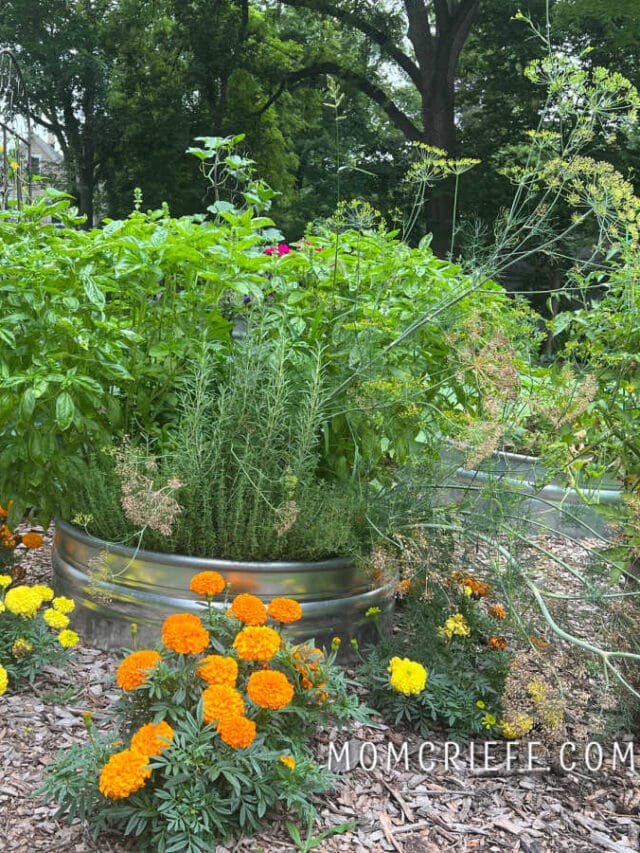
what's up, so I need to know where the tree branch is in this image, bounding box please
[278,0,422,87]
[254,60,422,141]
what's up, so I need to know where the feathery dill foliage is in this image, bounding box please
[76,315,370,561]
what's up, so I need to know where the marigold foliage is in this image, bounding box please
[99,749,152,799]
[233,625,281,661]
[161,613,209,654]
[229,593,267,625]
[116,650,162,691]
[196,654,238,686]
[216,715,256,749]
[189,571,225,597]
[267,597,302,623]
[247,669,294,709]
[202,684,246,724]
[388,657,427,696]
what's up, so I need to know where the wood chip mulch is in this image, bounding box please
[2,530,640,853]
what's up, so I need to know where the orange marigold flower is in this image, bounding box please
[21,531,43,549]
[162,613,210,654]
[217,715,256,749]
[291,643,325,688]
[463,577,492,598]
[230,593,267,625]
[189,571,225,597]
[99,749,152,799]
[196,654,238,686]
[233,625,281,661]
[488,636,507,651]
[395,579,412,598]
[202,683,246,724]
[116,649,162,691]
[0,500,13,518]
[488,604,506,620]
[267,597,302,624]
[279,754,296,770]
[529,635,548,651]
[130,721,174,757]
[247,669,294,710]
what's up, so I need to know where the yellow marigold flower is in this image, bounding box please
[32,584,54,603]
[161,613,210,655]
[130,721,174,756]
[196,654,238,686]
[21,531,44,549]
[99,749,152,799]
[116,650,162,691]
[488,604,506,620]
[4,585,42,618]
[233,625,281,662]
[217,715,256,749]
[388,657,427,696]
[202,684,245,724]
[279,755,296,770]
[189,571,225,597]
[0,664,8,696]
[0,574,12,589]
[43,608,70,630]
[438,613,470,639]
[230,593,267,625]
[476,700,486,709]
[52,596,75,614]
[499,713,534,739]
[12,638,33,658]
[267,597,303,624]
[57,629,80,648]
[0,602,4,613]
[247,669,294,710]
[482,713,497,729]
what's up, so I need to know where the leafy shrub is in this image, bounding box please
[41,575,368,851]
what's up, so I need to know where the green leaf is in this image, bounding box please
[18,388,36,422]
[55,391,76,431]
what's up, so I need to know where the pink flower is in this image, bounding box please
[264,246,275,256]
[277,244,291,256]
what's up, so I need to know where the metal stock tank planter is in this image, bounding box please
[52,520,394,652]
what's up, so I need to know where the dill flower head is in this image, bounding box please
[42,608,70,630]
[21,531,44,549]
[438,613,470,639]
[57,629,80,648]
[499,713,534,740]
[233,626,281,661]
[247,669,294,710]
[267,597,303,624]
[488,604,506,620]
[202,684,246,724]
[116,649,162,691]
[161,613,210,654]
[279,754,296,770]
[230,593,267,625]
[388,657,427,696]
[52,596,75,614]
[0,664,8,696]
[99,749,152,799]
[130,721,175,756]
[196,654,238,686]
[189,571,225,597]
[4,585,43,618]
[216,715,256,749]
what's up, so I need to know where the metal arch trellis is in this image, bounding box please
[0,49,33,210]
